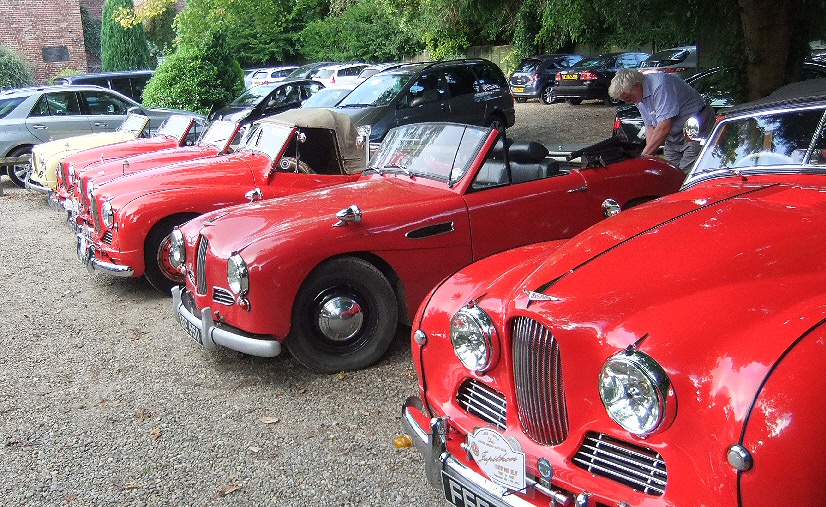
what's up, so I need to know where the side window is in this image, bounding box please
[82,91,130,115]
[132,76,150,101]
[30,91,82,116]
[442,66,476,97]
[471,62,507,92]
[302,83,323,99]
[110,78,133,98]
[408,72,442,106]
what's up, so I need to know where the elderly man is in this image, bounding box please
[609,68,714,172]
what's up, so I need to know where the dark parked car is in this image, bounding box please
[554,51,650,105]
[285,62,335,80]
[208,78,323,131]
[639,45,699,79]
[509,54,585,104]
[332,59,515,144]
[53,70,153,102]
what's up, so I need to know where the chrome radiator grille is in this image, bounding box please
[212,287,235,306]
[512,316,568,445]
[195,235,209,295]
[456,379,506,430]
[102,231,112,245]
[573,432,667,496]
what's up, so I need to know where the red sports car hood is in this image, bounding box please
[196,176,457,254]
[98,150,263,202]
[504,179,826,411]
[82,144,218,186]
[64,136,179,170]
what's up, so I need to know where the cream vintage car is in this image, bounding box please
[26,113,150,193]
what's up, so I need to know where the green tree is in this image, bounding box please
[143,3,176,62]
[101,0,152,71]
[299,0,422,61]
[0,46,34,89]
[80,5,102,60]
[141,28,244,114]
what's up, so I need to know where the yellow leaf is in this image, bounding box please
[259,416,280,425]
[393,435,413,448]
[149,427,162,440]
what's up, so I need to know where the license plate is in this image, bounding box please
[512,87,524,93]
[177,309,203,345]
[562,74,578,80]
[443,472,502,507]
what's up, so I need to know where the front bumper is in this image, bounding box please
[171,286,282,358]
[401,396,573,507]
[553,82,608,101]
[76,228,135,277]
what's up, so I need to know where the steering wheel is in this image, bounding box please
[732,151,794,168]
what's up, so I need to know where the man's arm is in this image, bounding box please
[643,118,672,156]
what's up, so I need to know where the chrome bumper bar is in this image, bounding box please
[76,232,134,277]
[171,286,282,358]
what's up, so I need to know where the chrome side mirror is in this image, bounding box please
[245,188,263,202]
[334,204,362,227]
[357,125,372,164]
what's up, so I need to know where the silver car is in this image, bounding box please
[0,84,203,188]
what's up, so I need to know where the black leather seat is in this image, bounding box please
[508,141,559,183]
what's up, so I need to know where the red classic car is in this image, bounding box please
[51,114,205,209]
[66,120,242,231]
[401,79,826,505]
[170,122,684,373]
[77,108,366,292]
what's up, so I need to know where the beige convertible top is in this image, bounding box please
[259,108,366,174]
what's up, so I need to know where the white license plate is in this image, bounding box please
[442,472,501,507]
[177,309,203,345]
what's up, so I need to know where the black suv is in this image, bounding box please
[331,59,515,143]
[53,70,153,102]
[509,54,585,104]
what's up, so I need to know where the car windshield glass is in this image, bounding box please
[368,123,488,183]
[117,114,148,134]
[315,69,334,80]
[156,115,193,137]
[515,59,541,73]
[241,122,293,159]
[337,73,411,107]
[687,106,826,184]
[230,85,277,107]
[303,88,351,108]
[576,56,614,69]
[198,120,238,150]
[0,96,25,119]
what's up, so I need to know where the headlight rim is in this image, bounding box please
[168,229,186,271]
[101,201,114,228]
[450,304,499,373]
[598,349,673,436]
[227,252,249,296]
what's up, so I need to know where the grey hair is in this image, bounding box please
[608,68,643,99]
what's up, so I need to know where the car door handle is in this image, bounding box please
[94,122,109,127]
[568,185,588,193]
[31,124,48,129]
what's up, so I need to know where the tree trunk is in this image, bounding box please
[738,0,795,100]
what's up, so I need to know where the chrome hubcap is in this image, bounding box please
[316,294,364,341]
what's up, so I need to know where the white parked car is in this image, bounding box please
[312,63,368,88]
[245,66,299,88]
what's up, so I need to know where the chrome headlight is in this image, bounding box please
[450,304,498,372]
[168,229,186,271]
[101,201,114,228]
[227,253,249,295]
[598,350,672,436]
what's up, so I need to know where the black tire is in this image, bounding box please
[567,98,582,105]
[604,95,621,106]
[5,146,32,188]
[514,97,528,103]
[287,257,398,373]
[540,86,556,105]
[143,217,193,294]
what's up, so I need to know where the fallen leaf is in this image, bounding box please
[259,416,280,425]
[122,481,140,491]
[149,427,162,440]
[248,446,261,453]
[134,407,152,422]
[393,435,413,448]
[217,483,241,496]
[337,371,346,380]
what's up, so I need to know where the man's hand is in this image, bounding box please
[643,118,672,156]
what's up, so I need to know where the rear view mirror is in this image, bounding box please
[684,117,704,144]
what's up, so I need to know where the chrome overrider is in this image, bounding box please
[76,226,134,277]
[401,396,575,507]
[171,285,282,357]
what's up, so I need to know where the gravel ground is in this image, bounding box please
[0,100,617,507]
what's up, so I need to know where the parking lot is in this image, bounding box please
[0,100,618,506]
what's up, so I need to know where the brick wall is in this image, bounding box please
[0,0,88,83]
